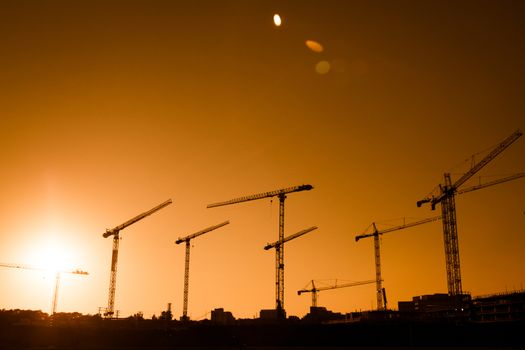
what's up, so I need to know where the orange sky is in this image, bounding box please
[0,0,524,319]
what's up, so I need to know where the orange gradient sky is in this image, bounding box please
[1,0,524,319]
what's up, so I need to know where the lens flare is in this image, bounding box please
[315,61,331,74]
[273,14,282,27]
[306,40,324,53]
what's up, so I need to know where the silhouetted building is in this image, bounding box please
[302,306,345,323]
[471,290,525,322]
[398,301,416,313]
[259,309,286,320]
[211,308,235,324]
[415,293,454,312]
[398,293,471,318]
[359,310,401,322]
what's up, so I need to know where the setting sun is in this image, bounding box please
[25,236,76,273]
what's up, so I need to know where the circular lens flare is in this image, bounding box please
[315,61,331,74]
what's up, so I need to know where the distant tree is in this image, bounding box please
[0,309,49,325]
[132,311,144,320]
[160,309,173,320]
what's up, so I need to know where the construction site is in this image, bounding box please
[0,290,524,349]
[2,1,525,347]
[1,129,524,349]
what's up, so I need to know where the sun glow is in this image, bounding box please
[26,236,76,273]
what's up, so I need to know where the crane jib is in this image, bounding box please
[417,129,522,207]
[264,226,318,250]
[355,216,441,241]
[103,199,172,238]
[175,220,230,244]
[298,279,376,294]
[0,263,88,275]
[207,184,313,208]
[451,129,522,191]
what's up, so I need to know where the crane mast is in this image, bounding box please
[418,129,522,296]
[106,235,120,318]
[175,220,230,321]
[298,279,376,307]
[0,263,88,315]
[278,193,285,316]
[441,173,461,295]
[264,226,318,317]
[102,199,172,317]
[355,216,441,310]
[208,184,313,318]
[372,223,383,310]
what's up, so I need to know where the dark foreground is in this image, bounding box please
[0,319,524,350]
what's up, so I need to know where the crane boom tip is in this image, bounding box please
[416,199,428,207]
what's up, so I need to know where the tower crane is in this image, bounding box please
[264,225,318,317]
[207,184,313,317]
[417,129,523,296]
[0,263,88,315]
[102,199,172,317]
[297,279,376,308]
[175,220,230,321]
[355,216,441,310]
